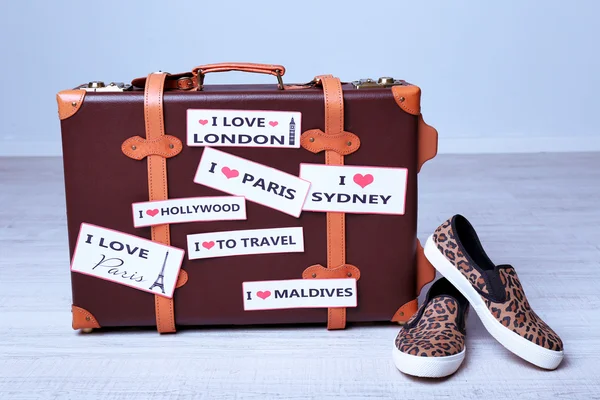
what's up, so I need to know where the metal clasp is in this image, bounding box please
[351,77,406,89]
[79,81,132,92]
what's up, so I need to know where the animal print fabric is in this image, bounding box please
[395,295,465,357]
[432,218,490,294]
[483,267,563,351]
[432,217,563,352]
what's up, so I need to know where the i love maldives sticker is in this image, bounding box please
[299,164,408,215]
[243,278,357,311]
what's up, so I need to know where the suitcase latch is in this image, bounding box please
[352,77,406,89]
[78,81,132,92]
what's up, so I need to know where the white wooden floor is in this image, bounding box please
[1,153,599,400]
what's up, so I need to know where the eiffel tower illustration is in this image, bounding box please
[149,251,169,294]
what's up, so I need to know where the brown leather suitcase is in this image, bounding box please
[56,63,439,333]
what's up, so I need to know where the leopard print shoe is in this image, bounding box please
[424,215,564,370]
[393,278,469,378]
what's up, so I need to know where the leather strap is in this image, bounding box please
[144,73,176,333]
[318,75,348,330]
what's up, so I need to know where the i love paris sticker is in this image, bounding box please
[194,147,311,218]
[299,164,408,215]
[243,278,357,311]
[70,223,185,298]
[187,109,302,149]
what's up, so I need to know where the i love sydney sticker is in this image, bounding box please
[187,227,304,260]
[132,196,246,228]
[187,109,302,148]
[194,147,311,217]
[300,164,408,215]
[243,279,357,311]
[70,223,185,298]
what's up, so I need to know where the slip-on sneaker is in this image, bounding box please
[393,277,469,378]
[424,215,564,370]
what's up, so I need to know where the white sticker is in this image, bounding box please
[300,164,408,215]
[70,223,185,298]
[194,147,311,217]
[187,109,302,148]
[187,227,304,260]
[132,196,246,228]
[243,279,357,311]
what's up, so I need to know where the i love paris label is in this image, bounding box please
[194,147,311,217]
[132,196,246,228]
[187,227,304,260]
[299,164,408,215]
[243,278,357,311]
[187,109,302,148]
[70,223,185,298]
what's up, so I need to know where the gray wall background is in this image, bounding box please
[1,0,598,156]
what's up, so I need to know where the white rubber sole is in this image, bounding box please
[424,235,564,370]
[392,345,465,378]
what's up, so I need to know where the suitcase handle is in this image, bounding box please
[191,63,286,90]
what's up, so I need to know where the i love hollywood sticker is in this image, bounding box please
[243,278,357,311]
[194,147,311,217]
[299,164,408,215]
[187,109,302,149]
[70,223,185,298]
[132,196,246,228]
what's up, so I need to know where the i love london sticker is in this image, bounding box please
[187,109,302,148]
[299,164,408,215]
[243,279,357,311]
[132,196,246,228]
[187,227,304,260]
[194,147,311,217]
[70,223,185,298]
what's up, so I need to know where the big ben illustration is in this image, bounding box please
[289,117,296,146]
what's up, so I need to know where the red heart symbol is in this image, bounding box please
[146,209,159,217]
[257,290,271,300]
[202,241,215,250]
[221,166,239,179]
[268,121,279,127]
[198,119,208,125]
[353,173,374,188]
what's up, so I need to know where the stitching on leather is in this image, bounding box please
[301,131,360,155]
[393,87,419,115]
[73,306,98,326]
[320,77,347,330]
[176,270,188,288]
[59,91,86,120]
[122,136,182,159]
[145,74,175,333]
[168,297,175,331]
[67,91,86,119]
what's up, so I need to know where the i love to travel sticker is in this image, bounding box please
[299,164,408,215]
[187,109,302,148]
[187,227,304,260]
[131,196,246,228]
[70,223,185,298]
[243,278,357,311]
[194,147,311,217]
